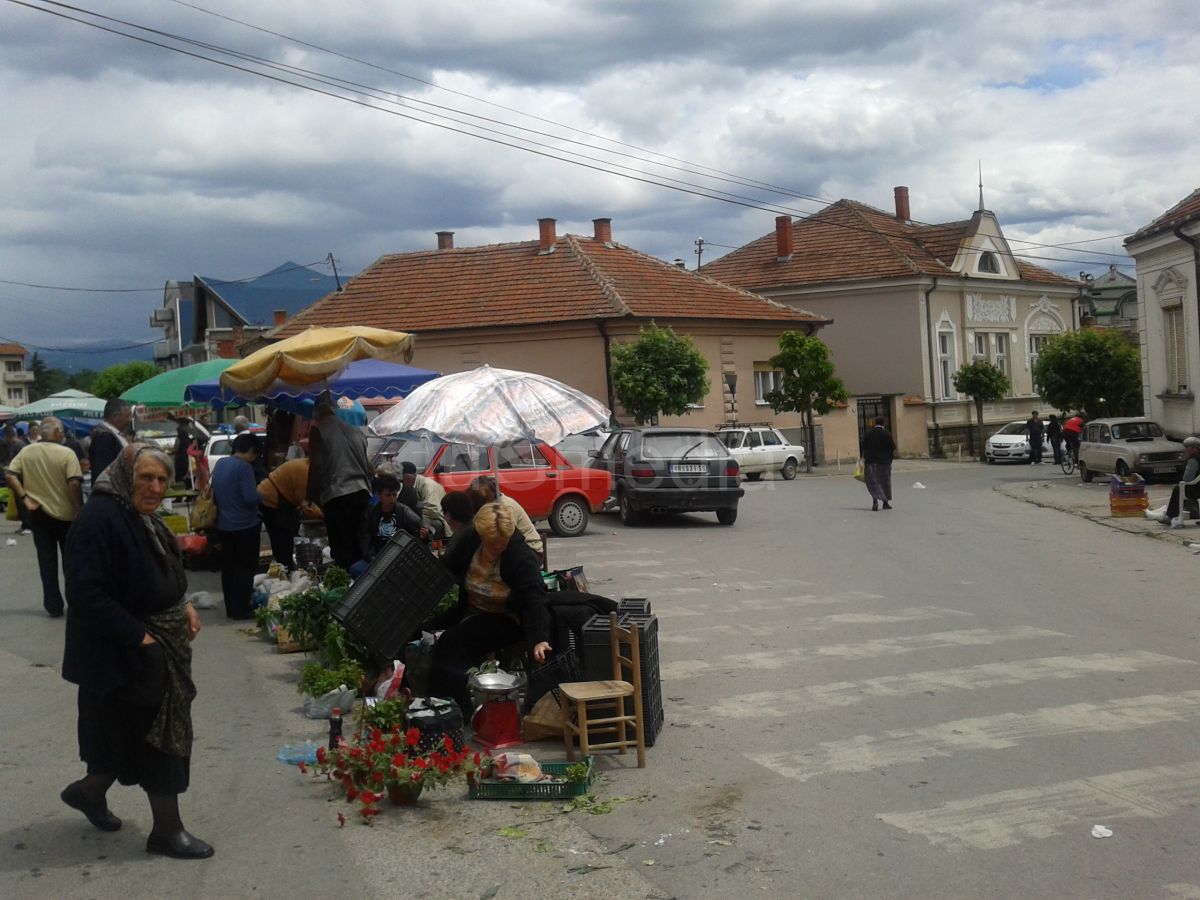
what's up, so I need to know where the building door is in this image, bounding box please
[857,397,890,446]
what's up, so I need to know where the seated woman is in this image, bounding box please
[349,473,423,578]
[430,502,552,715]
[1160,436,1200,524]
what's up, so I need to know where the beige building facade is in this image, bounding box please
[0,343,32,407]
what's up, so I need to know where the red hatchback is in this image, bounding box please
[367,437,611,537]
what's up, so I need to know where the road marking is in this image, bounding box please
[748,689,1200,782]
[695,652,1193,720]
[660,626,1064,680]
[877,761,1200,851]
[659,606,970,645]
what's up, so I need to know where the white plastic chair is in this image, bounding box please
[1170,469,1200,528]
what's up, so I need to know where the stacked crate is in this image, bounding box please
[1108,473,1149,517]
[579,599,664,747]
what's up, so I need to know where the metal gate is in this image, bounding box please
[856,396,890,446]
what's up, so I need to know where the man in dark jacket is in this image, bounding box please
[88,399,132,486]
[859,417,896,511]
[1046,414,1064,465]
[1023,411,1046,464]
[349,474,423,577]
[305,402,372,569]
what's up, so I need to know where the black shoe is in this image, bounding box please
[871,502,879,511]
[882,502,892,510]
[61,784,121,832]
[146,829,214,859]
[46,609,64,618]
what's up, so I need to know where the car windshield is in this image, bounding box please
[995,422,1026,436]
[718,432,744,449]
[373,437,437,471]
[642,433,726,459]
[1112,422,1164,440]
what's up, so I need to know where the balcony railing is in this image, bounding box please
[4,370,33,383]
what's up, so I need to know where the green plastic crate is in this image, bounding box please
[467,757,595,801]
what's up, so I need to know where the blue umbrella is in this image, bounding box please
[184,358,439,408]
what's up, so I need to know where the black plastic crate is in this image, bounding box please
[618,598,652,616]
[331,532,455,660]
[578,613,664,746]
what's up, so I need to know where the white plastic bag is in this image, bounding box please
[187,591,217,610]
[303,685,356,719]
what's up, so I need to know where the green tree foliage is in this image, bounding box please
[952,360,1010,461]
[763,332,848,472]
[68,369,98,393]
[1032,329,1142,419]
[611,323,709,425]
[90,361,161,399]
[29,353,69,401]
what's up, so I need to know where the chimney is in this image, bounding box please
[436,231,454,250]
[273,309,287,326]
[775,215,794,261]
[538,217,557,254]
[593,217,613,244]
[894,185,910,222]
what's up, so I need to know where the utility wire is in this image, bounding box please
[5,0,1134,273]
[0,259,332,293]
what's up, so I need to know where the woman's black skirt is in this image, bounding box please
[76,685,189,795]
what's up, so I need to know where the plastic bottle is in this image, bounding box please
[328,707,343,749]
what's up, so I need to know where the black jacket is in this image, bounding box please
[357,496,423,561]
[440,529,550,647]
[860,426,896,464]
[88,428,124,485]
[62,494,187,696]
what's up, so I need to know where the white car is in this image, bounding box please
[984,420,1054,463]
[716,425,804,480]
[204,432,267,475]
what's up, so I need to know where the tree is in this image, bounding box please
[68,369,98,393]
[90,361,161,400]
[763,331,849,472]
[28,352,69,401]
[952,360,1010,461]
[611,324,709,425]
[1032,329,1142,419]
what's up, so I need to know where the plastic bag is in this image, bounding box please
[853,460,865,482]
[276,740,318,766]
[187,591,217,610]
[375,660,406,700]
[303,685,356,719]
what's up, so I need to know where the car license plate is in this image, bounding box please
[1153,464,1179,473]
[670,464,706,474]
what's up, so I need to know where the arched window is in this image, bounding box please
[978,251,1000,274]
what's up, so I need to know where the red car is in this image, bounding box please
[367,437,611,537]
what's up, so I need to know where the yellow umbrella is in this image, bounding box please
[219,326,415,396]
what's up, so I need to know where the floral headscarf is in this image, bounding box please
[93,443,180,561]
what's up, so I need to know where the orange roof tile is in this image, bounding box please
[1127,188,1200,244]
[0,343,27,356]
[702,200,1078,290]
[276,234,827,338]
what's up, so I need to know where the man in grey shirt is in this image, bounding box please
[305,402,372,569]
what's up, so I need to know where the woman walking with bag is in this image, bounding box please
[61,444,213,859]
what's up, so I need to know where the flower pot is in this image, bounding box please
[387,781,424,806]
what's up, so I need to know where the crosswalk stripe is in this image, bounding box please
[693,652,1193,720]
[877,761,1200,851]
[660,606,971,644]
[660,626,1064,680]
[747,689,1200,782]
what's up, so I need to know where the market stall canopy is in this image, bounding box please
[369,365,610,446]
[219,327,415,396]
[185,358,438,408]
[120,359,235,408]
[13,389,105,418]
[0,404,17,419]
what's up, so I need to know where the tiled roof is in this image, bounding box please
[0,343,26,356]
[1126,188,1200,244]
[276,234,827,338]
[702,200,1078,290]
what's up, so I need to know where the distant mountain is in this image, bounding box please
[34,342,155,373]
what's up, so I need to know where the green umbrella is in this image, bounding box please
[13,389,106,418]
[121,359,235,408]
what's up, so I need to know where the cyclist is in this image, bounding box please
[1062,414,1085,464]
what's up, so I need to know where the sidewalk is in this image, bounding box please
[994,469,1200,549]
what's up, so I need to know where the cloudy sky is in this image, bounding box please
[1,0,1197,358]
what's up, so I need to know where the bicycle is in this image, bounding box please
[1060,443,1077,476]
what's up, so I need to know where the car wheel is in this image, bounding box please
[1079,461,1093,483]
[781,458,798,480]
[618,489,640,526]
[745,472,762,482]
[549,495,589,537]
[716,506,738,526]
[985,455,995,464]
[1115,459,1131,478]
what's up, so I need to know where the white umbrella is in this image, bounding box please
[14,389,105,418]
[369,365,610,446]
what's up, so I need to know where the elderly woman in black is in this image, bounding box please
[431,502,552,715]
[60,444,212,860]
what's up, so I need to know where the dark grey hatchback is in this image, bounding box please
[589,427,745,525]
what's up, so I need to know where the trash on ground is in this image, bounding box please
[1091,824,1113,839]
[5,539,16,546]
[276,741,318,766]
[912,482,926,489]
[187,591,217,609]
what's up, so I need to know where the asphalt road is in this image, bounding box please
[1,459,1197,899]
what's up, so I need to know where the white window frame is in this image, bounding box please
[978,251,1000,274]
[6,387,24,401]
[1164,304,1188,393]
[937,329,956,400]
[994,332,1009,379]
[1029,334,1051,372]
[754,367,783,405]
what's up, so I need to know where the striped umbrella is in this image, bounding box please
[369,365,609,446]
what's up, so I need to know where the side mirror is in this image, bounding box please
[587,449,599,458]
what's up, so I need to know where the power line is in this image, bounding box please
[0,333,160,353]
[0,259,332,294]
[4,0,1134,274]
